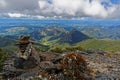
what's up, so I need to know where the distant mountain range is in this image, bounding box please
[30,26,89,44]
[59,29,89,44]
[81,26,120,40]
[1,26,120,52]
[0,26,89,48]
[30,26,67,40]
[0,18,120,40]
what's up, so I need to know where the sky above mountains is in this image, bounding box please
[0,0,120,19]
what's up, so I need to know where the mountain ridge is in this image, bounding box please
[59,29,89,44]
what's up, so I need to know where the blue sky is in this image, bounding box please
[110,0,120,4]
[0,0,120,19]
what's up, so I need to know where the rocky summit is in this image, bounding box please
[0,36,92,80]
[0,36,120,80]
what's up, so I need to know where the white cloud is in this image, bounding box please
[83,0,107,18]
[8,13,27,18]
[38,0,120,19]
[7,13,46,19]
[38,0,49,9]
[33,15,45,19]
[0,0,120,19]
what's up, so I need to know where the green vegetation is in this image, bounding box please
[39,38,120,53]
[0,48,11,71]
[0,37,15,47]
[0,44,16,71]
[49,45,85,53]
[39,36,60,46]
[77,39,120,52]
[5,27,29,35]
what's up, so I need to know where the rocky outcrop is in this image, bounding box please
[1,50,120,80]
[1,36,119,80]
[20,53,93,80]
[1,52,94,80]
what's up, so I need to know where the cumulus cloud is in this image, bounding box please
[38,0,120,19]
[0,0,120,19]
[6,13,46,19]
[7,13,27,18]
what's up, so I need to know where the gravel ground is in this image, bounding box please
[1,51,120,80]
[83,52,120,80]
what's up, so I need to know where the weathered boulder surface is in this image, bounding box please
[1,52,94,80]
[1,50,120,80]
